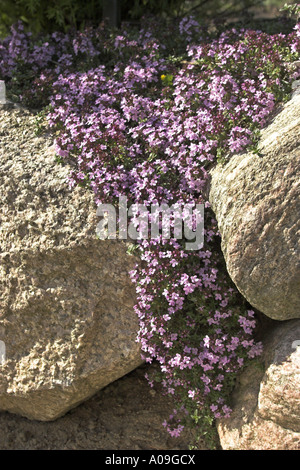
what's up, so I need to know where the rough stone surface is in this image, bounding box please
[209,88,300,320]
[0,363,209,450]
[0,106,143,421]
[217,320,300,450]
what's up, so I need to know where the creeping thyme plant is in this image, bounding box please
[1,12,299,448]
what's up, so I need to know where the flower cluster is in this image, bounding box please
[1,16,299,447]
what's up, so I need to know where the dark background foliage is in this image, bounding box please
[0,0,295,37]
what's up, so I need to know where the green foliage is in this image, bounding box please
[0,0,103,36]
[0,1,23,37]
[0,0,267,37]
[121,0,186,19]
[186,0,262,20]
[126,243,140,256]
[280,2,300,20]
[0,0,186,36]
[34,104,52,135]
[160,73,174,87]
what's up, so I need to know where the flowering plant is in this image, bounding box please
[1,14,299,448]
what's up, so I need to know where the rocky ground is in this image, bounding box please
[0,103,211,451]
[0,363,211,450]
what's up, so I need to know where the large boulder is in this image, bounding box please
[217,320,300,450]
[0,363,205,450]
[0,106,142,421]
[209,85,300,321]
